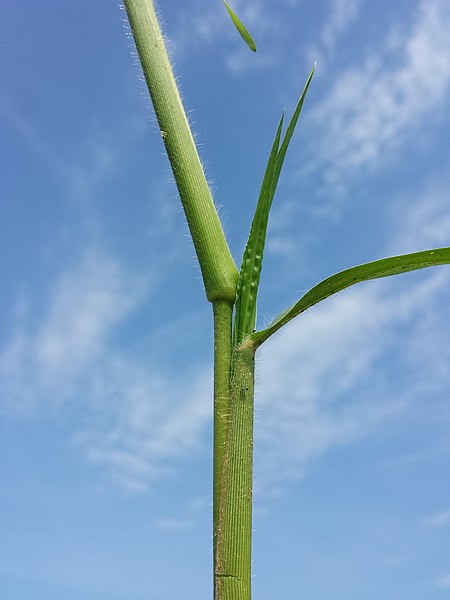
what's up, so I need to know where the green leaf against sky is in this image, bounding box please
[233,66,315,347]
[233,115,284,346]
[252,248,450,347]
[223,1,257,52]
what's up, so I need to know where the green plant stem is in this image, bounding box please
[215,340,256,600]
[124,0,238,302]
[213,300,234,569]
[124,3,256,597]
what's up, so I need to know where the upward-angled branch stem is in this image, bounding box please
[124,0,238,302]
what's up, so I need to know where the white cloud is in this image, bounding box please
[67,258,448,494]
[171,0,281,74]
[0,249,147,413]
[436,572,450,588]
[2,172,449,496]
[75,363,212,491]
[0,84,154,232]
[36,255,140,375]
[391,178,450,253]
[154,517,195,531]
[0,244,214,491]
[321,0,361,52]
[305,0,450,196]
[422,508,450,529]
[3,246,448,495]
[308,0,361,66]
[254,267,450,495]
[0,92,71,182]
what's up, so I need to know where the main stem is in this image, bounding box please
[213,315,256,600]
[215,341,256,600]
[124,2,255,598]
[213,300,234,564]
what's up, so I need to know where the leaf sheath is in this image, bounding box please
[124,0,238,302]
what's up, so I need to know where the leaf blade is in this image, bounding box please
[233,66,315,347]
[233,114,284,346]
[273,63,315,189]
[252,248,450,347]
[223,1,257,52]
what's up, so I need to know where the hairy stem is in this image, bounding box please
[124,0,237,302]
[124,3,256,598]
[215,341,256,600]
[213,300,234,580]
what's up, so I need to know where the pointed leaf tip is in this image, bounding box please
[233,67,315,347]
[233,113,284,346]
[223,1,257,52]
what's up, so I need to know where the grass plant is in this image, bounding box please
[123,1,449,598]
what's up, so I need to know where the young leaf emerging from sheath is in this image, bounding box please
[233,65,315,347]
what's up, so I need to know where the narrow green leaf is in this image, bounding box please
[233,114,284,346]
[233,65,316,347]
[273,63,315,189]
[252,248,450,347]
[223,1,257,52]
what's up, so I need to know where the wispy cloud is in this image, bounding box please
[0,246,213,491]
[436,572,450,588]
[2,6,449,495]
[76,264,448,494]
[0,234,215,490]
[154,517,195,531]
[254,267,450,496]
[171,0,281,74]
[304,0,450,197]
[2,235,448,495]
[76,363,212,491]
[390,177,450,253]
[0,92,71,182]
[422,508,450,529]
[257,149,450,495]
[307,0,361,67]
[321,0,361,52]
[0,86,150,214]
[264,170,450,492]
[0,248,147,414]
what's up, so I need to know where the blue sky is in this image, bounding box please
[1,1,450,598]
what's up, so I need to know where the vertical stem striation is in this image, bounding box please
[124,4,256,598]
[213,300,234,574]
[215,341,256,600]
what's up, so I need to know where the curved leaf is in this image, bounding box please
[223,1,257,52]
[251,247,450,347]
